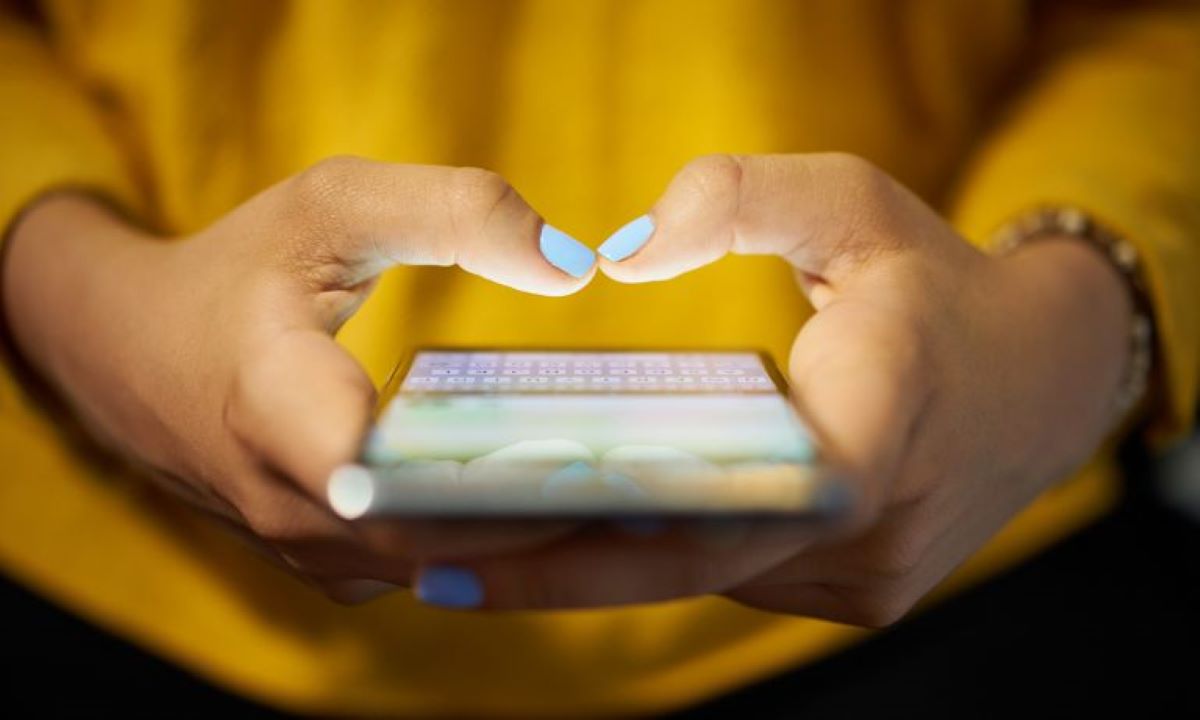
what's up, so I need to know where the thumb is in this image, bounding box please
[596,153,925,286]
[225,327,375,501]
[261,156,597,331]
[787,298,930,530]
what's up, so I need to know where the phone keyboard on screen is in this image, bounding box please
[400,351,779,394]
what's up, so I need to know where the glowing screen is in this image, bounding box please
[331,351,846,518]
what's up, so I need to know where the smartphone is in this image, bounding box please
[328,348,852,519]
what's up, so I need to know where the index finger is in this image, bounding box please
[409,520,817,611]
[271,157,597,308]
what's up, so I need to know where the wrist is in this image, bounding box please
[996,235,1135,461]
[1013,234,1134,331]
[991,207,1155,430]
[1,192,162,399]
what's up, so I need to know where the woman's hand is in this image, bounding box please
[412,154,1134,625]
[1,156,596,602]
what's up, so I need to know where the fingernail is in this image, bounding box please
[598,214,654,262]
[327,464,376,520]
[539,224,595,278]
[415,566,484,609]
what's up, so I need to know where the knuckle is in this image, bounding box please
[445,167,531,267]
[829,541,928,627]
[851,519,933,583]
[295,155,366,199]
[241,504,295,546]
[820,152,891,199]
[670,155,744,250]
[678,153,744,202]
[232,486,326,549]
[853,592,915,628]
[453,166,509,199]
[451,166,520,227]
[828,583,916,628]
[871,537,926,582]
[815,153,910,256]
[289,155,370,229]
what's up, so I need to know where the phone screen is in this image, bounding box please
[329,349,849,518]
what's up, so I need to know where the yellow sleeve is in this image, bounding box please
[0,7,137,241]
[0,6,139,414]
[949,2,1200,445]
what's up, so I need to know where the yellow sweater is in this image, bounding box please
[1,1,1198,716]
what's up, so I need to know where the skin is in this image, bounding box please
[1,153,1133,622]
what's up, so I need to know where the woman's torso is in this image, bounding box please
[0,2,1119,715]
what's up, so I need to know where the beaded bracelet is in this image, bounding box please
[990,206,1154,425]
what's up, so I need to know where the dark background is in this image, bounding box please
[3,427,1198,718]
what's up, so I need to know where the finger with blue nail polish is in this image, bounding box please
[415,565,484,609]
[598,214,655,262]
[539,224,596,278]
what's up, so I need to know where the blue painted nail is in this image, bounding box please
[539,224,595,278]
[598,214,654,262]
[415,566,484,609]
